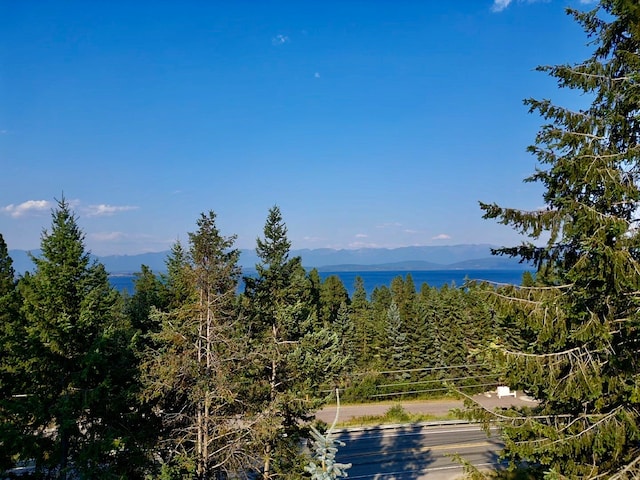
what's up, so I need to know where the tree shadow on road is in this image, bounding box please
[450,435,511,479]
[333,423,434,479]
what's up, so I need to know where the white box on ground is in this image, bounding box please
[497,386,516,398]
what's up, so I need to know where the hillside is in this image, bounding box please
[8,244,530,275]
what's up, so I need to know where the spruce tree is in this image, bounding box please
[333,301,355,374]
[478,1,640,476]
[369,285,393,368]
[349,276,376,368]
[390,274,417,324]
[141,211,252,479]
[391,274,422,377]
[162,240,192,309]
[16,198,150,478]
[384,302,411,383]
[319,275,349,325]
[242,206,345,479]
[125,264,168,335]
[306,268,323,328]
[0,233,24,471]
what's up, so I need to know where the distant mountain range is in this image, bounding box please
[8,244,532,276]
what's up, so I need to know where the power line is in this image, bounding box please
[354,363,490,376]
[377,373,498,389]
[370,383,501,398]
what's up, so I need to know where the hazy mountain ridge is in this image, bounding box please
[8,244,530,275]
[316,256,529,272]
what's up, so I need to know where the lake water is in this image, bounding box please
[110,269,529,297]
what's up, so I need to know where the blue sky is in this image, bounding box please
[1,0,597,255]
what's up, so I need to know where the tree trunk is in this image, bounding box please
[262,325,279,479]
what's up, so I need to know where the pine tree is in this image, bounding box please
[162,240,192,309]
[242,206,345,479]
[391,274,422,376]
[390,274,417,323]
[319,275,349,325]
[369,285,393,368]
[420,286,448,371]
[349,276,376,367]
[0,233,25,471]
[125,264,168,334]
[384,302,411,383]
[305,390,352,480]
[306,268,323,329]
[141,211,252,479]
[0,233,15,300]
[16,198,150,478]
[333,301,355,374]
[477,1,640,476]
[413,285,437,381]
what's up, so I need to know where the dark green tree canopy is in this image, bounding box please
[478,1,640,477]
[255,205,291,278]
[0,233,15,294]
[188,210,241,296]
[15,197,150,478]
[0,233,24,471]
[141,210,251,479]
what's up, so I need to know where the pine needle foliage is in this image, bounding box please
[305,389,352,480]
[0,233,24,472]
[141,211,254,479]
[241,206,348,479]
[14,198,149,478]
[305,426,352,480]
[478,1,640,477]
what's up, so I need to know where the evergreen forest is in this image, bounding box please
[2,0,640,478]
[0,201,506,479]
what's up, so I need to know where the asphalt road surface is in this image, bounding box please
[316,392,535,424]
[315,392,535,479]
[331,422,504,480]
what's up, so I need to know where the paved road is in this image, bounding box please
[331,422,504,480]
[316,391,535,424]
[314,392,535,479]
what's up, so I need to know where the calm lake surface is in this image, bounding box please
[110,269,529,297]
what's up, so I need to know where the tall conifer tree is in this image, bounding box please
[350,276,376,368]
[0,233,24,471]
[242,206,345,479]
[17,198,149,478]
[478,1,640,476]
[319,275,349,325]
[141,211,252,479]
[125,264,168,335]
[384,302,411,383]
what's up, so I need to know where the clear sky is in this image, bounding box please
[1,0,597,255]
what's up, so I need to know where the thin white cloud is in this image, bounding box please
[84,204,138,217]
[348,241,381,248]
[302,235,323,243]
[67,198,82,209]
[90,231,126,242]
[376,222,403,229]
[272,34,289,46]
[89,231,158,243]
[432,233,452,240]
[2,200,52,218]
[355,233,368,238]
[491,0,549,13]
[88,232,175,257]
[492,0,512,12]
[403,229,420,234]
